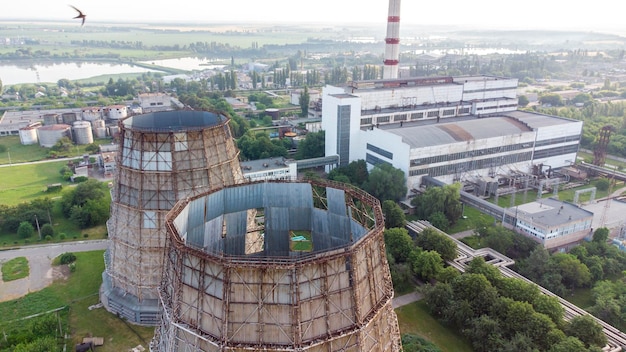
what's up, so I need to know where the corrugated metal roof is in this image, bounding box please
[389,117,532,148]
[501,110,578,128]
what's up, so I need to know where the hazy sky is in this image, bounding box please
[2,0,624,33]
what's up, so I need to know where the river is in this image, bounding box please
[0,57,226,86]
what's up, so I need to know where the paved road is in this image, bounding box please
[0,240,109,302]
[392,291,423,309]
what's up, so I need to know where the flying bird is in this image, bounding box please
[69,5,86,26]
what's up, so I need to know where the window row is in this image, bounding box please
[409,151,533,177]
[411,143,532,166]
[367,143,393,160]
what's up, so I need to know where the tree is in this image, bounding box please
[414,228,457,261]
[518,95,529,107]
[592,227,609,243]
[299,86,310,117]
[294,131,325,160]
[412,183,463,226]
[17,221,34,238]
[383,227,414,263]
[548,336,588,352]
[411,250,444,281]
[551,253,591,289]
[539,93,563,106]
[401,333,442,352]
[382,200,406,229]
[61,179,108,217]
[362,163,407,202]
[565,315,607,348]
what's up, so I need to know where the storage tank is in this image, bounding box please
[43,113,61,126]
[108,125,120,138]
[94,127,107,139]
[107,105,128,120]
[62,112,78,125]
[73,121,93,145]
[37,124,71,148]
[82,107,103,122]
[91,119,106,129]
[19,123,41,145]
[265,108,280,120]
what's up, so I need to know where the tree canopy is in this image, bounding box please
[362,163,407,202]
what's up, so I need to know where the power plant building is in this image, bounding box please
[152,179,401,351]
[101,110,244,325]
[322,76,582,193]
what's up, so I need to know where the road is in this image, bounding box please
[0,240,109,302]
[0,154,99,168]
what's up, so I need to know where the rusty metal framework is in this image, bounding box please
[101,110,244,325]
[593,125,615,167]
[152,179,401,351]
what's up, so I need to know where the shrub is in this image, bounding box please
[44,235,52,241]
[59,252,76,265]
[17,221,35,239]
[83,233,89,238]
[69,262,76,272]
[41,223,54,237]
[59,233,66,240]
[73,176,88,183]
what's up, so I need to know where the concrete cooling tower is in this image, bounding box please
[101,110,244,325]
[151,179,401,351]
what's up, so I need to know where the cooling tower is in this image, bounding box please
[152,179,401,351]
[383,0,401,79]
[101,110,244,325]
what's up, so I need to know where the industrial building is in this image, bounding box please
[240,157,297,182]
[152,179,401,351]
[322,76,582,194]
[506,198,594,249]
[101,110,245,325]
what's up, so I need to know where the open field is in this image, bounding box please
[0,160,69,205]
[0,250,155,351]
[395,300,473,352]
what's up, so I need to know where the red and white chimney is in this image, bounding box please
[383,0,401,79]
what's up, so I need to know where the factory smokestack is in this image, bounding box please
[383,0,401,79]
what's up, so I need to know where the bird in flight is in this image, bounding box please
[69,5,86,26]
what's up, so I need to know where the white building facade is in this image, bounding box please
[322,76,582,194]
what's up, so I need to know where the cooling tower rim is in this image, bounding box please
[122,110,229,132]
[164,179,385,266]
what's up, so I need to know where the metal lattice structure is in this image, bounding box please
[593,125,615,167]
[101,110,244,325]
[152,179,401,351]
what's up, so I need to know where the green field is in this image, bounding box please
[0,250,155,351]
[0,160,70,205]
[395,300,473,352]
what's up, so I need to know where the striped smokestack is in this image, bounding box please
[383,0,401,79]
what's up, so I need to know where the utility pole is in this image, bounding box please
[34,215,41,240]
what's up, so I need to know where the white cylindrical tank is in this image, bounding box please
[37,124,71,148]
[94,126,107,139]
[19,123,40,145]
[108,105,128,120]
[91,119,106,129]
[82,107,103,122]
[108,125,120,137]
[43,113,60,126]
[73,121,93,145]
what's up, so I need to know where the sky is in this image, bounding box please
[1,0,625,34]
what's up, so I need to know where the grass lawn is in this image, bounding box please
[1,256,29,281]
[290,230,312,251]
[395,300,473,352]
[0,160,70,205]
[0,251,155,351]
[0,136,52,164]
